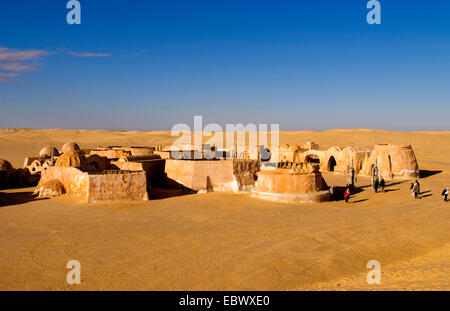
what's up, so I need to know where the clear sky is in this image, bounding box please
[0,0,449,131]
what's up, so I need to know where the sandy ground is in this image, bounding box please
[0,128,449,290]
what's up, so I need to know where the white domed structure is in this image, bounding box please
[39,146,60,158]
[61,142,81,153]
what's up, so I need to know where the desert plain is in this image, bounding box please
[0,128,449,290]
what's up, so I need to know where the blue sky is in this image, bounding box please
[0,0,449,131]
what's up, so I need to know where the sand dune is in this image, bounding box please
[0,129,449,290]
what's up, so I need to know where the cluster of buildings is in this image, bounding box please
[0,140,420,204]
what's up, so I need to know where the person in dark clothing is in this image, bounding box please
[442,187,449,202]
[330,186,336,201]
[412,182,420,199]
[379,177,385,193]
[374,179,379,193]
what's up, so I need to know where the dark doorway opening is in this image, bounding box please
[328,156,337,171]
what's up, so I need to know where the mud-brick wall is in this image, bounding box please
[256,171,328,194]
[165,159,260,192]
[87,171,148,202]
[232,160,260,189]
[165,159,237,191]
[111,159,166,186]
[39,167,89,199]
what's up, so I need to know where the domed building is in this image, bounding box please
[0,159,13,171]
[253,163,330,203]
[360,144,419,179]
[61,142,81,153]
[55,150,87,168]
[39,146,60,158]
[1,159,39,189]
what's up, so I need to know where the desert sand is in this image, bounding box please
[0,128,449,290]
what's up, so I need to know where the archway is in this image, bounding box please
[305,154,320,164]
[327,156,337,171]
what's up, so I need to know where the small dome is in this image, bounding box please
[39,146,60,158]
[61,142,81,153]
[55,150,87,168]
[0,159,13,171]
[37,179,65,198]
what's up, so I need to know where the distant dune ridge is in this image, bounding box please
[0,128,450,290]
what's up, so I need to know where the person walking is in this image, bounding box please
[344,187,351,204]
[374,179,379,193]
[412,181,420,199]
[330,185,336,201]
[379,177,386,193]
[442,187,449,202]
[415,180,421,196]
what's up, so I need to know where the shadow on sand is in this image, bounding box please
[420,170,443,178]
[384,188,400,193]
[351,199,368,204]
[150,178,198,201]
[0,191,48,207]
[331,186,365,202]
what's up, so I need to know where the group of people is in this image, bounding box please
[373,177,386,193]
[331,178,448,204]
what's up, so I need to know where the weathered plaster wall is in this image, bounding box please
[253,166,330,203]
[111,159,166,185]
[87,172,148,202]
[39,167,89,199]
[165,159,259,192]
[360,144,419,179]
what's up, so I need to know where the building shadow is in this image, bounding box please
[0,191,48,207]
[331,186,365,202]
[420,170,443,178]
[150,177,198,200]
[150,187,196,200]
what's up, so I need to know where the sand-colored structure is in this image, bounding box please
[14,139,420,203]
[38,146,60,158]
[111,155,166,186]
[253,163,330,203]
[35,144,154,202]
[90,146,156,159]
[61,142,80,153]
[55,150,87,167]
[0,159,39,189]
[164,159,260,192]
[272,142,418,180]
[38,167,148,202]
[360,144,419,179]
